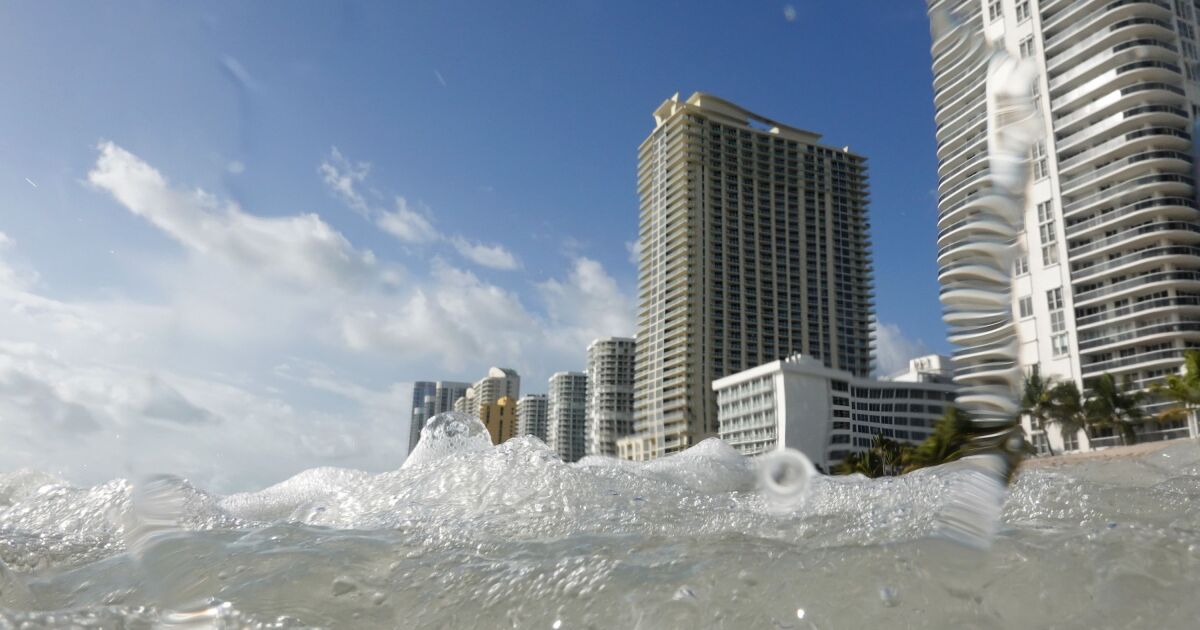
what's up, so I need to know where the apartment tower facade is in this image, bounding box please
[585,337,636,456]
[516,394,549,442]
[548,371,589,462]
[928,0,1200,451]
[622,92,874,461]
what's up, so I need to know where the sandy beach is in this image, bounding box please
[1020,437,1198,469]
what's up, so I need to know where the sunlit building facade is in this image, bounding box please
[480,396,517,445]
[586,337,636,457]
[548,371,589,462]
[516,394,549,442]
[714,354,956,471]
[927,0,1200,452]
[622,92,874,461]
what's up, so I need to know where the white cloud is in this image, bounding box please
[449,236,521,271]
[319,147,524,271]
[89,142,380,291]
[624,239,641,267]
[226,160,245,175]
[376,198,439,244]
[538,257,636,352]
[318,147,371,215]
[873,319,933,377]
[0,144,639,490]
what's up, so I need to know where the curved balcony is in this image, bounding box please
[937,212,1016,248]
[1059,149,1192,197]
[1048,38,1178,95]
[1066,196,1198,239]
[938,170,992,211]
[1077,295,1200,330]
[1081,346,1191,376]
[1055,86,1186,137]
[1058,127,1189,174]
[938,189,996,230]
[934,81,987,129]
[1058,102,1188,154]
[954,337,1018,364]
[1082,320,1200,352]
[1068,222,1200,261]
[1074,270,1200,306]
[938,260,1010,287]
[1071,245,1200,283]
[1062,174,1193,217]
[936,114,987,163]
[1047,17,1175,73]
[955,360,1018,380]
[947,318,1012,347]
[938,151,989,192]
[1044,0,1171,51]
[1053,61,1182,115]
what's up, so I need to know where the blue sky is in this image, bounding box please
[0,1,945,490]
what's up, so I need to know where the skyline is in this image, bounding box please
[0,2,946,490]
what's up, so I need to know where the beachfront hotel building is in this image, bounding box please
[713,354,957,471]
[480,396,517,445]
[927,0,1200,452]
[452,367,521,420]
[408,380,470,453]
[585,337,636,457]
[548,371,589,462]
[516,394,549,442]
[620,92,874,461]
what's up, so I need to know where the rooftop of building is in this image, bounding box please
[651,92,856,151]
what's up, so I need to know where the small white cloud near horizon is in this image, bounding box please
[783,4,798,22]
[624,239,641,267]
[873,319,934,377]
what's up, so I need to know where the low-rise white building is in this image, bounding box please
[713,354,957,471]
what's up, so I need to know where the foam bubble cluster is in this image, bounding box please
[1,423,1198,628]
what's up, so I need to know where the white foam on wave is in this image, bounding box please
[1,412,1198,628]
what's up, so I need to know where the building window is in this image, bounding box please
[988,0,1002,21]
[1047,287,1063,311]
[1015,254,1029,275]
[1032,141,1048,180]
[1019,36,1034,59]
[1019,295,1033,318]
[1052,333,1070,357]
[1015,0,1031,22]
[1038,200,1058,266]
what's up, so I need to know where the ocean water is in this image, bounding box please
[2,414,1199,629]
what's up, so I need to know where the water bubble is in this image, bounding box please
[796,608,806,619]
[879,586,899,607]
[673,585,697,602]
[331,576,358,597]
[402,412,494,469]
[758,448,816,513]
[551,620,562,629]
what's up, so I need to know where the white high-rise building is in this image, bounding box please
[585,337,636,457]
[452,367,521,420]
[548,372,588,463]
[408,380,470,454]
[928,0,1200,452]
[714,354,956,471]
[516,394,549,442]
[622,92,874,461]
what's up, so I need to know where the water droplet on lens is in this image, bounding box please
[796,608,806,619]
[552,620,562,629]
[758,448,816,513]
[879,586,899,607]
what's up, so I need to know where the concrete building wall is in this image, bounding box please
[586,337,636,457]
[548,372,589,462]
[516,394,549,442]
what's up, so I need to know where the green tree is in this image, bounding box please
[1150,349,1200,436]
[1019,370,1057,456]
[904,406,972,472]
[1086,373,1145,446]
[1047,380,1091,449]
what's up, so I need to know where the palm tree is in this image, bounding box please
[905,407,972,472]
[1151,349,1200,437]
[833,436,910,478]
[1086,373,1145,446]
[1020,370,1057,456]
[1047,381,1091,451]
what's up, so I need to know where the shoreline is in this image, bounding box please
[1019,437,1196,469]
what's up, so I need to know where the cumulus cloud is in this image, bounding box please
[319,147,520,270]
[873,319,933,377]
[377,198,439,244]
[449,236,521,270]
[0,144,638,490]
[90,142,379,291]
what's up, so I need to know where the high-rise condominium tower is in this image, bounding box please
[480,396,517,445]
[621,92,874,461]
[516,394,549,442]
[927,0,1200,451]
[585,337,636,456]
[548,372,589,463]
[452,367,521,419]
[408,380,470,453]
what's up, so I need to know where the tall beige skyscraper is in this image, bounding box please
[620,92,874,461]
[927,0,1200,451]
